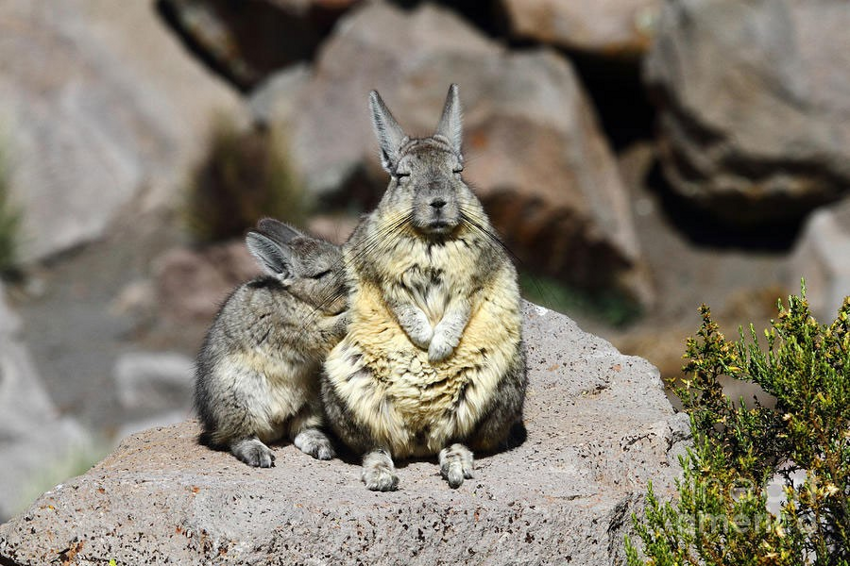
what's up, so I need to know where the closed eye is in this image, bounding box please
[453,166,463,174]
[312,269,331,280]
[395,172,410,180]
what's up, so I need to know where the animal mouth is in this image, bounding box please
[424,220,455,234]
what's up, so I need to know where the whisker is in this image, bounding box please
[278,211,413,340]
[459,205,560,309]
[458,206,520,264]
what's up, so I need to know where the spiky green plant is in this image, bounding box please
[626,284,849,565]
[518,270,641,327]
[0,144,21,278]
[183,115,306,244]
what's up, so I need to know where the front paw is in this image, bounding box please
[439,443,474,488]
[362,449,399,491]
[408,324,434,350]
[231,438,275,468]
[362,466,399,492]
[293,429,335,460]
[329,311,350,337]
[428,332,456,362]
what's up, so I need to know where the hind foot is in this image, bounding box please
[439,443,474,488]
[231,437,275,468]
[362,449,399,491]
[293,428,335,460]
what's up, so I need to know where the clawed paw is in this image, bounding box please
[409,326,434,350]
[362,449,399,491]
[362,467,399,491]
[293,429,336,461]
[428,334,455,362]
[232,439,275,468]
[439,444,474,488]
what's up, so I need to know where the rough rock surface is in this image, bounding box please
[0,0,241,262]
[158,0,361,90]
[645,0,850,223]
[501,0,660,56]
[288,2,650,302]
[0,302,684,565]
[0,284,89,522]
[786,198,850,322]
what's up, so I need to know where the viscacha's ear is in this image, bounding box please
[246,230,297,279]
[434,84,463,156]
[256,218,304,245]
[369,89,407,172]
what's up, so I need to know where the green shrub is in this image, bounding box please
[519,270,641,327]
[0,145,21,278]
[626,284,849,565]
[14,439,108,517]
[183,115,306,244]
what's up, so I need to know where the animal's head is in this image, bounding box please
[246,219,347,314]
[369,84,480,237]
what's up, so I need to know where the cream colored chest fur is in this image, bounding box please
[383,236,478,322]
[219,346,317,442]
[324,236,522,458]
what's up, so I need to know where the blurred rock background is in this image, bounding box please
[0,0,848,521]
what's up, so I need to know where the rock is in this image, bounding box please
[109,279,157,318]
[154,241,262,324]
[0,0,242,262]
[288,1,650,302]
[305,214,359,245]
[645,0,850,223]
[0,302,683,564]
[157,0,362,90]
[114,410,188,447]
[114,352,195,416]
[247,63,311,130]
[786,199,850,322]
[0,283,89,522]
[500,0,660,56]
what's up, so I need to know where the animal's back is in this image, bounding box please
[197,278,337,445]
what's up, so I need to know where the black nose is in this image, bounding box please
[430,198,447,210]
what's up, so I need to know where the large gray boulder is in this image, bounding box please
[0,283,89,522]
[645,0,850,223]
[0,302,685,565]
[786,198,850,322]
[112,351,195,442]
[114,351,195,417]
[287,2,651,302]
[500,0,660,56]
[153,241,262,324]
[0,0,241,262]
[158,0,362,90]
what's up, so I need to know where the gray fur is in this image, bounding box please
[439,444,474,489]
[361,448,399,492]
[428,298,470,362]
[322,85,526,490]
[369,90,408,172]
[195,219,348,467]
[434,83,463,157]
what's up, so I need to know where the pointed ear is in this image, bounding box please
[369,89,407,172]
[256,218,304,245]
[435,84,462,155]
[246,231,296,279]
